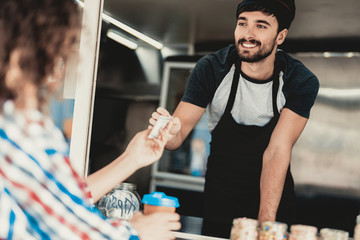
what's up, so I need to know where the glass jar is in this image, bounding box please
[289,224,318,240]
[259,221,288,240]
[319,228,348,240]
[96,182,141,220]
[230,217,259,240]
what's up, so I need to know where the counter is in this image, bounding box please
[176,216,227,240]
[176,215,355,240]
[175,232,227,240]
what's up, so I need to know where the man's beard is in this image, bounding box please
[236,38,276,63]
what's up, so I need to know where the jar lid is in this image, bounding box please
[115,182,136,191]
[142,191,180,208]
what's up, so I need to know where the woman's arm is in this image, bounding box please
[86,125,171,203]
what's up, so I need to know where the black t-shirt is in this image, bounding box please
[182,44,319,131]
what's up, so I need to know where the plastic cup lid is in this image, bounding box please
[142,191,180,208]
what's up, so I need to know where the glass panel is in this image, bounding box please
[49,97,75,144]
[49,9,82,146]
[158,65,211,177]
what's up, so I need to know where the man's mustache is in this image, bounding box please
[238,39,261,46]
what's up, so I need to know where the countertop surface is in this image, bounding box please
[175,231,227,240]
[176,216,228,240]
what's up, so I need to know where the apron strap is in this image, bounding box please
[272,58,281,118]
[224,57,281,118]
[223,58,241,115]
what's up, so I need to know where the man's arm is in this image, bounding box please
[151,101,206,150]
[258,108,308,222]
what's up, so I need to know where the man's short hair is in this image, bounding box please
[236,0,296,31]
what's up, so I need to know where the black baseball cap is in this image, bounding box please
[236,0,296,30]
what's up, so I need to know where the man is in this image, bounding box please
[151,0,319,238]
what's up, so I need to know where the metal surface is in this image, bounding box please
[175,232,227,240]
[102,0,360,49]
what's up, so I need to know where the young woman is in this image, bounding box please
[0,0,180,239]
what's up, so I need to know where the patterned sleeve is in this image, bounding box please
[0,111,139,240]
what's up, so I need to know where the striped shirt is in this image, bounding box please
[0,101,139,240]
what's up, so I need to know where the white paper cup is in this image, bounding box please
[148,115,172,139]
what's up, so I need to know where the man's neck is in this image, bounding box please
[240,53,276,81]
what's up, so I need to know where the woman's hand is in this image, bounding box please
[123,120,173,169]
[149,107,181,143]
[130,211,181,240]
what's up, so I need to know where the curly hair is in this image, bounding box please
[0,0,81,108]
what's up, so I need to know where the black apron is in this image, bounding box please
[201,58,296,238]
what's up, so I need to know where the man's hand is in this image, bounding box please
[130,211,181,240]
[149,107,181,143]
[150,102,205,150]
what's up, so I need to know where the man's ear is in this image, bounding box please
[276,29,288,45]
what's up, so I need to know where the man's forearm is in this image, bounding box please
[258,108,307,222]
[258,148,291,222]
[165,131,185,150]
[165,101,206,150]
